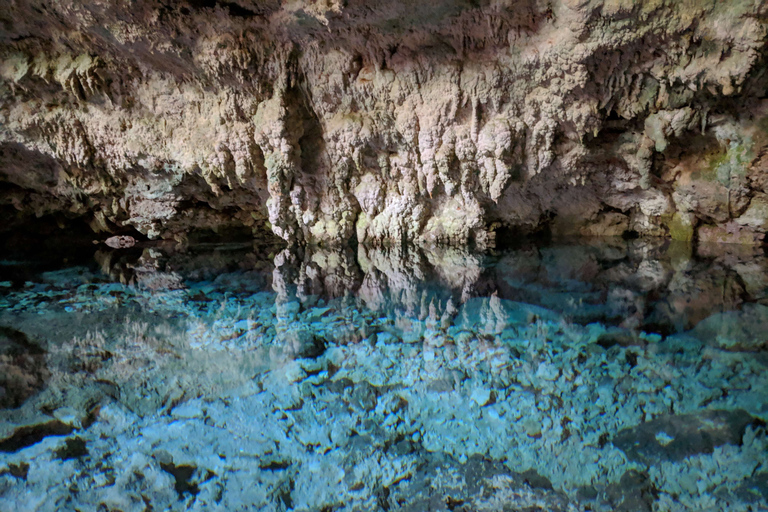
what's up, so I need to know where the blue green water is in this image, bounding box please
[0,238,767,511]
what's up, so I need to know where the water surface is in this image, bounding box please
[1,238,767,511]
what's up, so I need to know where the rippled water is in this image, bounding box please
[1,237,767,511]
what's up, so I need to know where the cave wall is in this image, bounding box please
[1,0,767,246]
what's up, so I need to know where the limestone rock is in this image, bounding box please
[104,235,137,249]
[0,0,766,245]
[736,194,768,231]
[698,222,765,246]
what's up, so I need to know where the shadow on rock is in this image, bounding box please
[612,409,763,465]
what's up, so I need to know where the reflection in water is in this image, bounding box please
[272,238,766,335]
[0,238,767,511]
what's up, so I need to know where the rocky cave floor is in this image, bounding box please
[1,237,768,511]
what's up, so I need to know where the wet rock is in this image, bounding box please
[612,409,760,465]
[274,329,327,360]
[520,468,554,491]
[350,382,378,411]
[0,327,48,409]
[601,469,657,512]
[469,387,493,407]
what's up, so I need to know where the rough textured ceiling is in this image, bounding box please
[0,0,767,247]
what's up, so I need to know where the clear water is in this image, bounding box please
[1,238,767,511]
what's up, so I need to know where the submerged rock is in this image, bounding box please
[455,296,559,335]
[1,242,768,511]
[0,327,48,409]
[612,409,761,465]
[687,303,768,353]
[601,469,658,512]
[734,471,768,504]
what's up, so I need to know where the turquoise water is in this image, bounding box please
[1,238,767,511]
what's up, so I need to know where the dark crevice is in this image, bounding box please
[493,222,552,251]
[259,460,291,471]
[160,462,200,497]
[298,334,327,359]
[0,421,75,453]
[55,437,89,460]
[277,477,294,509]
[186,0,257,18]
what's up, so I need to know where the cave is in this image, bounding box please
[1,1,768,510]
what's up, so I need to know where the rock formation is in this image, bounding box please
[1,0,767,246]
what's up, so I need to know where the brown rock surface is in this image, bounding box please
[1,0,767,246]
